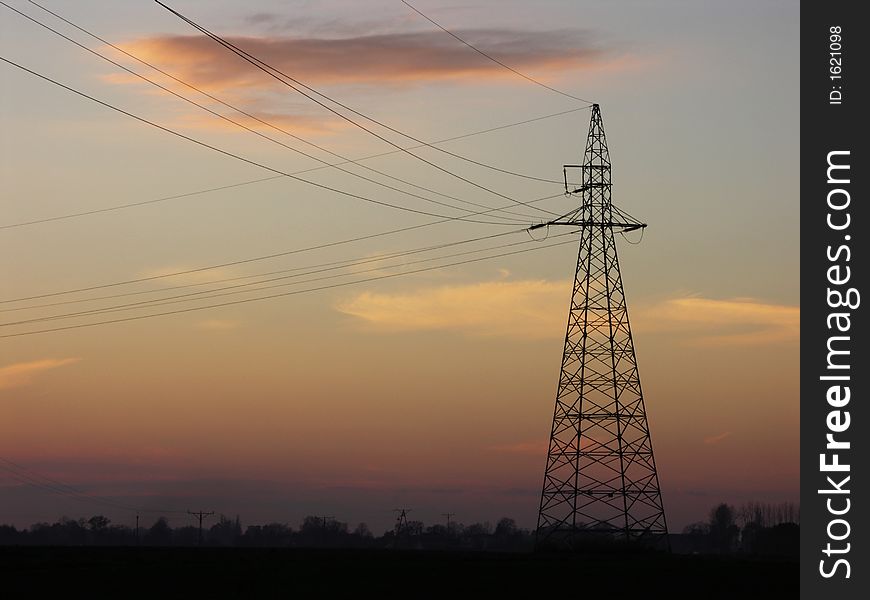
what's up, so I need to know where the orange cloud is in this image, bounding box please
[113,29,610,90]
[101,29,631,136]
[335,279,568,339]
[635,296,800,346]
[94,77,344,135]
[337,279,798,347]
[169,109,344,136]
[0,358,81,391]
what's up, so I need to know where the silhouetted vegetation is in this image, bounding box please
[675,501,799,557]
[0,513,534,551]
[0,501,797,557]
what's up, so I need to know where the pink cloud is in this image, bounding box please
[114,29,609,89]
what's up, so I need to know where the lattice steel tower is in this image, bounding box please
[535,104,668,549]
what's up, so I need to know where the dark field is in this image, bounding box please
[2,546,797,598]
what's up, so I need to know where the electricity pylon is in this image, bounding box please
[393,508,411,536]
[535,104,668,550]
[187,509,215,546]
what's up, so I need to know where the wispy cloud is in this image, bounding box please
[113,29,611,90]
[635,296,800,346]
[337,279,799,347]
[93,80,344,135]
[704,431,732,445]
[336,279,568,339]
[0,358,81,391]
[102,27,633,135]
[170,109,344,136]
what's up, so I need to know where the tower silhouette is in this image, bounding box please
[394,508,411,535]
[535,104,668,549]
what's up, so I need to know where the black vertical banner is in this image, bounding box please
[801,2,868,598]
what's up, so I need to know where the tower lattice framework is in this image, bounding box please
[536,104,668,549]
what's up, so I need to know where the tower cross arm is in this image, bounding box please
[529,201,647,233]
[530,220,646,232]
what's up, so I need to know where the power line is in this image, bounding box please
[400,0,594,104]
[8,236,574,326]
[0,39,523,227]
[0,236,576,338]
[0,54,524,231]
[0,183,566,305]
[0,106,585,232]
[154,1,563,214]
[2,232,576,326]
[1,463,140,513]
[4,2,532,226]
[5,232,534,320]
[0,175,283,231]
[2,228,536,312]
[0,39,576,307]
[0,457,187,515]
[25,0,559,220]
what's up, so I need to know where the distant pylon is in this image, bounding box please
[393,508,411,536]
[391,508,412,549]
[187,509,215,546]
[535,104,668,549]
[441,512,455,536]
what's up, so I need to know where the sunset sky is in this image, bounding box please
[0,0,798,533]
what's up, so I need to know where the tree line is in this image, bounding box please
[678,501,799,556]
[0,514,533,551]
[0,501,798,555]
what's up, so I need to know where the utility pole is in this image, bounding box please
[316,515,335,530]
[187,510,214,546]
[316,515,334,544]
[135,513,139,545]
[535,104,668,550]
[441,512,455,536]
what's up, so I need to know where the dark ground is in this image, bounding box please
[2,546,798,598]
